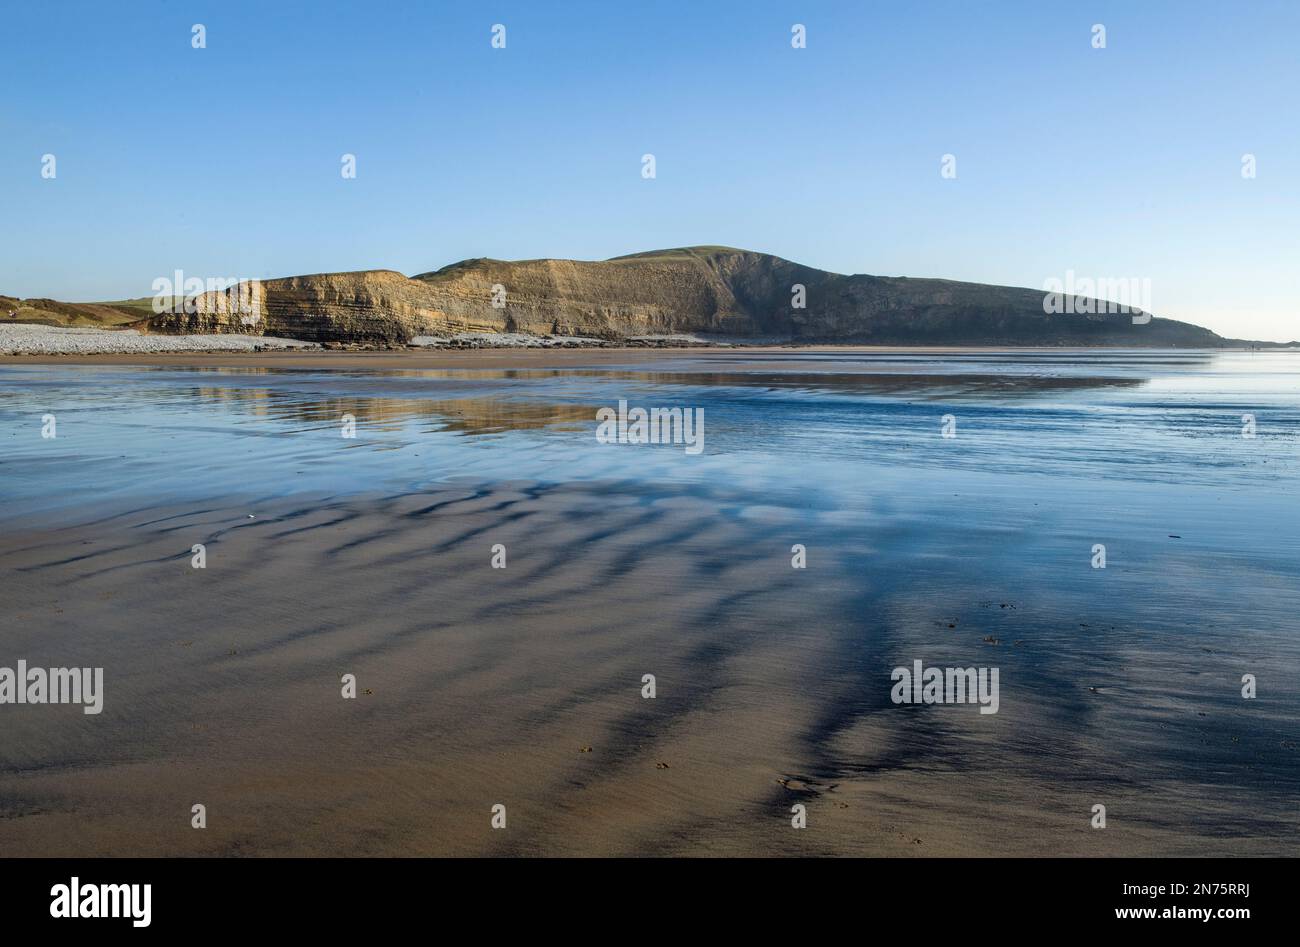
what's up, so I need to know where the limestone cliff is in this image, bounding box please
[147,246,1229,346]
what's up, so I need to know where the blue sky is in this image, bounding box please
[2,0,1297,340]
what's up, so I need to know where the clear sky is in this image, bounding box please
[2,0,1297,341]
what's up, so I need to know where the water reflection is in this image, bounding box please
[1,350,1293,447]
[192,385,595,434]
[1,350,1296,520]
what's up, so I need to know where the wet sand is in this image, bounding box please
[3,343,1253,371]
[2,349,1297,856]
[2,478,1295,856]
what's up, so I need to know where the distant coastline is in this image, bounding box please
[7,247,1294,352]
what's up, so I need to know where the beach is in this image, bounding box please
[1,348,1297,856]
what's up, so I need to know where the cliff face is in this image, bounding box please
[149,246,1225,346]
[147,270,486,343]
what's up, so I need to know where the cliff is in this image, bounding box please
[20,247,1248,346]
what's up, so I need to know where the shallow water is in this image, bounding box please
[4,350,1299,644]
[3,349,1298,513]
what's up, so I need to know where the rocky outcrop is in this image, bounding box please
[146,246,1231,346]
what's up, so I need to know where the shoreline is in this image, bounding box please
[1,342,1288,370]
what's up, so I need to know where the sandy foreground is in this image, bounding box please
[1,474,1293,857]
